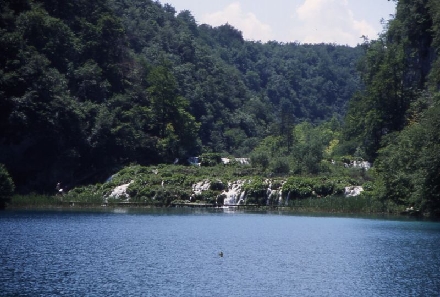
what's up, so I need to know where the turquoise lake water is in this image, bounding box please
[1,208,439,296]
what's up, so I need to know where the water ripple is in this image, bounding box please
[1,210,439,296]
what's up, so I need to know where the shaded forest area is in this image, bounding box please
[0,0,362,192]
[1,0,440,215]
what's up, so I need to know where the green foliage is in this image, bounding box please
[6,158,380,211]
[283,177,314,199]
[8,0,440,217]
[242,178,268,205]
[10,194,60,207]
[200,153,222,167]
[209,179,225,191]
[269,158,290,175]
[63,185,104,204]
[287,194,385,213]
[283,176,352,199]
[374,103,440,214]
[340,0,440,216]
[0,164,15,208]
[250,151,269,169]
[248,118,344,176]
[0,0,362,194]
[342,0,440,160]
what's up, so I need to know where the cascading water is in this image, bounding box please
[223,191,237,205]
[221,158,250,165]
[187,178,365,207]
[284,191,291,206]
[344,186,364,197]
[264,180,285,206]
[237,190,246,205]
[266,188,273,205]
[221,180,246,205]
[107,181,133,202]
[266,188,282,206]
[192,180,211,195]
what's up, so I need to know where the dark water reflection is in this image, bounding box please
[1,209,439,296]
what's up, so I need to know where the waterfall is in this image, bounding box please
[221,158,250,165]
[107,181,133,202]
[266,188,272,205]
[223,190,237,205]
[351,161,371,170]
[266,185,282,206]
[237,190,246,205]
[192,180,211,195]
[221,180,246,205]
[344,186,364,197]
[221,158,230,164]
[189,178,291,206]
[235,158,250,165]
[264,180,286,206]
[285,191,291,206]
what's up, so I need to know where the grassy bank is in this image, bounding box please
[9,194,64,208]
[286,195,403,214]
[6,193,406,215]
[4,162,411,215]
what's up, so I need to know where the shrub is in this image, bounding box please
[313,179,335,196]
[270,158,290,175]
[200,153,222,166]
[209,179,225,191]
[250,151,269,168]
[283,177,314,199]
[243,178,268,205]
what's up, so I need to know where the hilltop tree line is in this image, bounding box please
[0,0,362,193]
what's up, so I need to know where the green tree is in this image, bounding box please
[147,61,200,160]
[279,98,296,152]
[374,101,440,214]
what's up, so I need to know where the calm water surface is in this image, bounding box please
[1,209,439,296]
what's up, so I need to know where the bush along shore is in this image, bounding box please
[6,161,422,216]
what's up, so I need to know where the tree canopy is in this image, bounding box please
[342,0,440,215]
[0,0,363,192]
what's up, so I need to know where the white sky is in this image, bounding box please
[163,0,397,46]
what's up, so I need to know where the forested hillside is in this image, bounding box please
[342,0,440,214]
[1,0,439,216]
[0,0,362,192]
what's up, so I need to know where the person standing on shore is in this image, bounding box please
[56,182,64,198]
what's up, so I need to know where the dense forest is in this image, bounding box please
[0,0,362,192]
[1,0,439,215]
[343,0,440,214]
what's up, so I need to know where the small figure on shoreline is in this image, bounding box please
[56,182,64,196]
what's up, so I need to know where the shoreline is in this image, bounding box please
[2,202,427,218]
[5,193,436,218]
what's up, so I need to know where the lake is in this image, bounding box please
[1,208,439,296]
